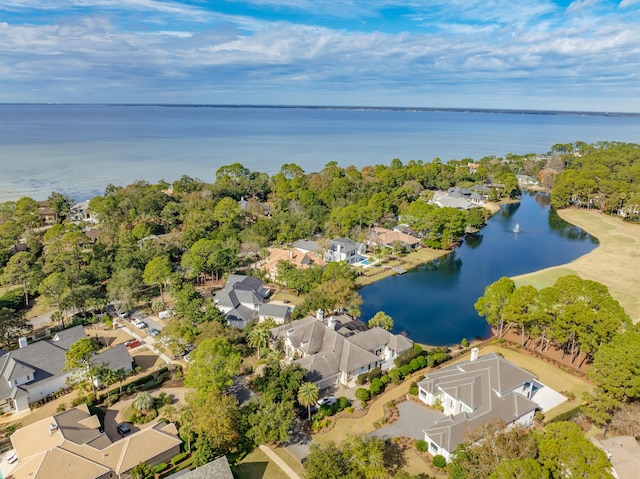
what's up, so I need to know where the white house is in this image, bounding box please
[417,349,539,463]
[0,326,132,414]
[271,311,413,389]
[325,238,366,264]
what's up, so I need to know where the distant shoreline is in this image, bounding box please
[1,103,638,118]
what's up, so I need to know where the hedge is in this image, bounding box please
[171,452,189,465]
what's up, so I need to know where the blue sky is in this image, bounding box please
[1,0,639,111]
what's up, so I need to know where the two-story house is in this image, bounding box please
[270,311,413,390]
[325,238,366,264]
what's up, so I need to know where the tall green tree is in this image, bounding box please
[474,277,515,337]
[184,338,241,396]
[2,251,38,306]
[247,323,271,359]
[63,337,99,395]
[537,422,613,479]
[143,255,172,303]
[367,311,394,331]
[0,307,32,349]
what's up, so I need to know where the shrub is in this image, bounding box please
[152,463,168,474]
[409,358,420,372]
[416,355,427,369]
[56,403,67,413]
[336,397,350,411]
[355,388,370,406]
[433,455,447,468]
[345,406,354,415]
[409,383,419,396]
[380,374,391,384]
[368,366,382,382]
[387,368,402,384]
[415,440,428,452]
[356,373,368,385]
[171,452,188,465]
[399,365,412,377]
[369,377,385,396]
[461,338,469,348]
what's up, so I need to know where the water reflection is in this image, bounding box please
[547,208,597,242]
[464,233,484,249]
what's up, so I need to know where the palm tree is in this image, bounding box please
[298,382,319,421]
[133,392,154,413]
[114,368,128,396]
[247,325,271,359]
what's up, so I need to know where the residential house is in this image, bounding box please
[238,197,271,217]
[214,274,271,329]
[467,162,480,174]
[291,239,323,255]
[8,404,181,479]
[591,436,640,479]
[430,191,477,210]
[70,200,98,224]
[367,227,420,252]
[324,238,366,264]
[258,303,291,325]
[417,349,538,462]
[37,201,56,226]
[271,312,413,389]
[0,326,132,413]
[516,174,539,186]
[260,247,326,279]
[163,456,233,479]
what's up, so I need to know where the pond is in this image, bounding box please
[359,192,599,346]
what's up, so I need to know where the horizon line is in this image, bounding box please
[1,103,639,117]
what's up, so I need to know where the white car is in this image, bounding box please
[6,450,18,464]
[316,396,337,407]
[131,319,147,329]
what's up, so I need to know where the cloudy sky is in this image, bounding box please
[1,0,639,111]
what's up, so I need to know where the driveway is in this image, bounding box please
[368,401,444,441]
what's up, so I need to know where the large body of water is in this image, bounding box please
[359,192,599,346]
[2,104,640,202]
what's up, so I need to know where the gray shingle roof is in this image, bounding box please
[164,456,233,479]
[271,316,412,383]
[420,353,538,454]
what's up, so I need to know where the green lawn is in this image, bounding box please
[235,448,290,479]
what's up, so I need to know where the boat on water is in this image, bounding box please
[514,223,520,233]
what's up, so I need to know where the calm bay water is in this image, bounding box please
[2,105,640,202]
[359,192,599,346]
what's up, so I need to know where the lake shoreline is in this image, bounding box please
[512,208,640,322]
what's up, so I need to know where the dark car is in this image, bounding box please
[116,423,132,436]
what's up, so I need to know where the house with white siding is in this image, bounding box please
[417,349,539,463]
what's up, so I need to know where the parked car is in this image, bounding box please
[131,319,147,329]
[316,396,337,407]
[5,451,18,464]
[149,328,160,337]
[184,353,191,363]
[116,310,129,318]
[116,423,132,436]
[124,339,140,348]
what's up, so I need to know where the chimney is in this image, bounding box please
[18,337,28,349]
[328,316,337,330]
[470,347,479,362]
[48,423,58,436]
[316,309,324,321]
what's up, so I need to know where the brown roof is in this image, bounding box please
[369,227,420,247]
[261,248,326,274]
[10,406,182,479]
